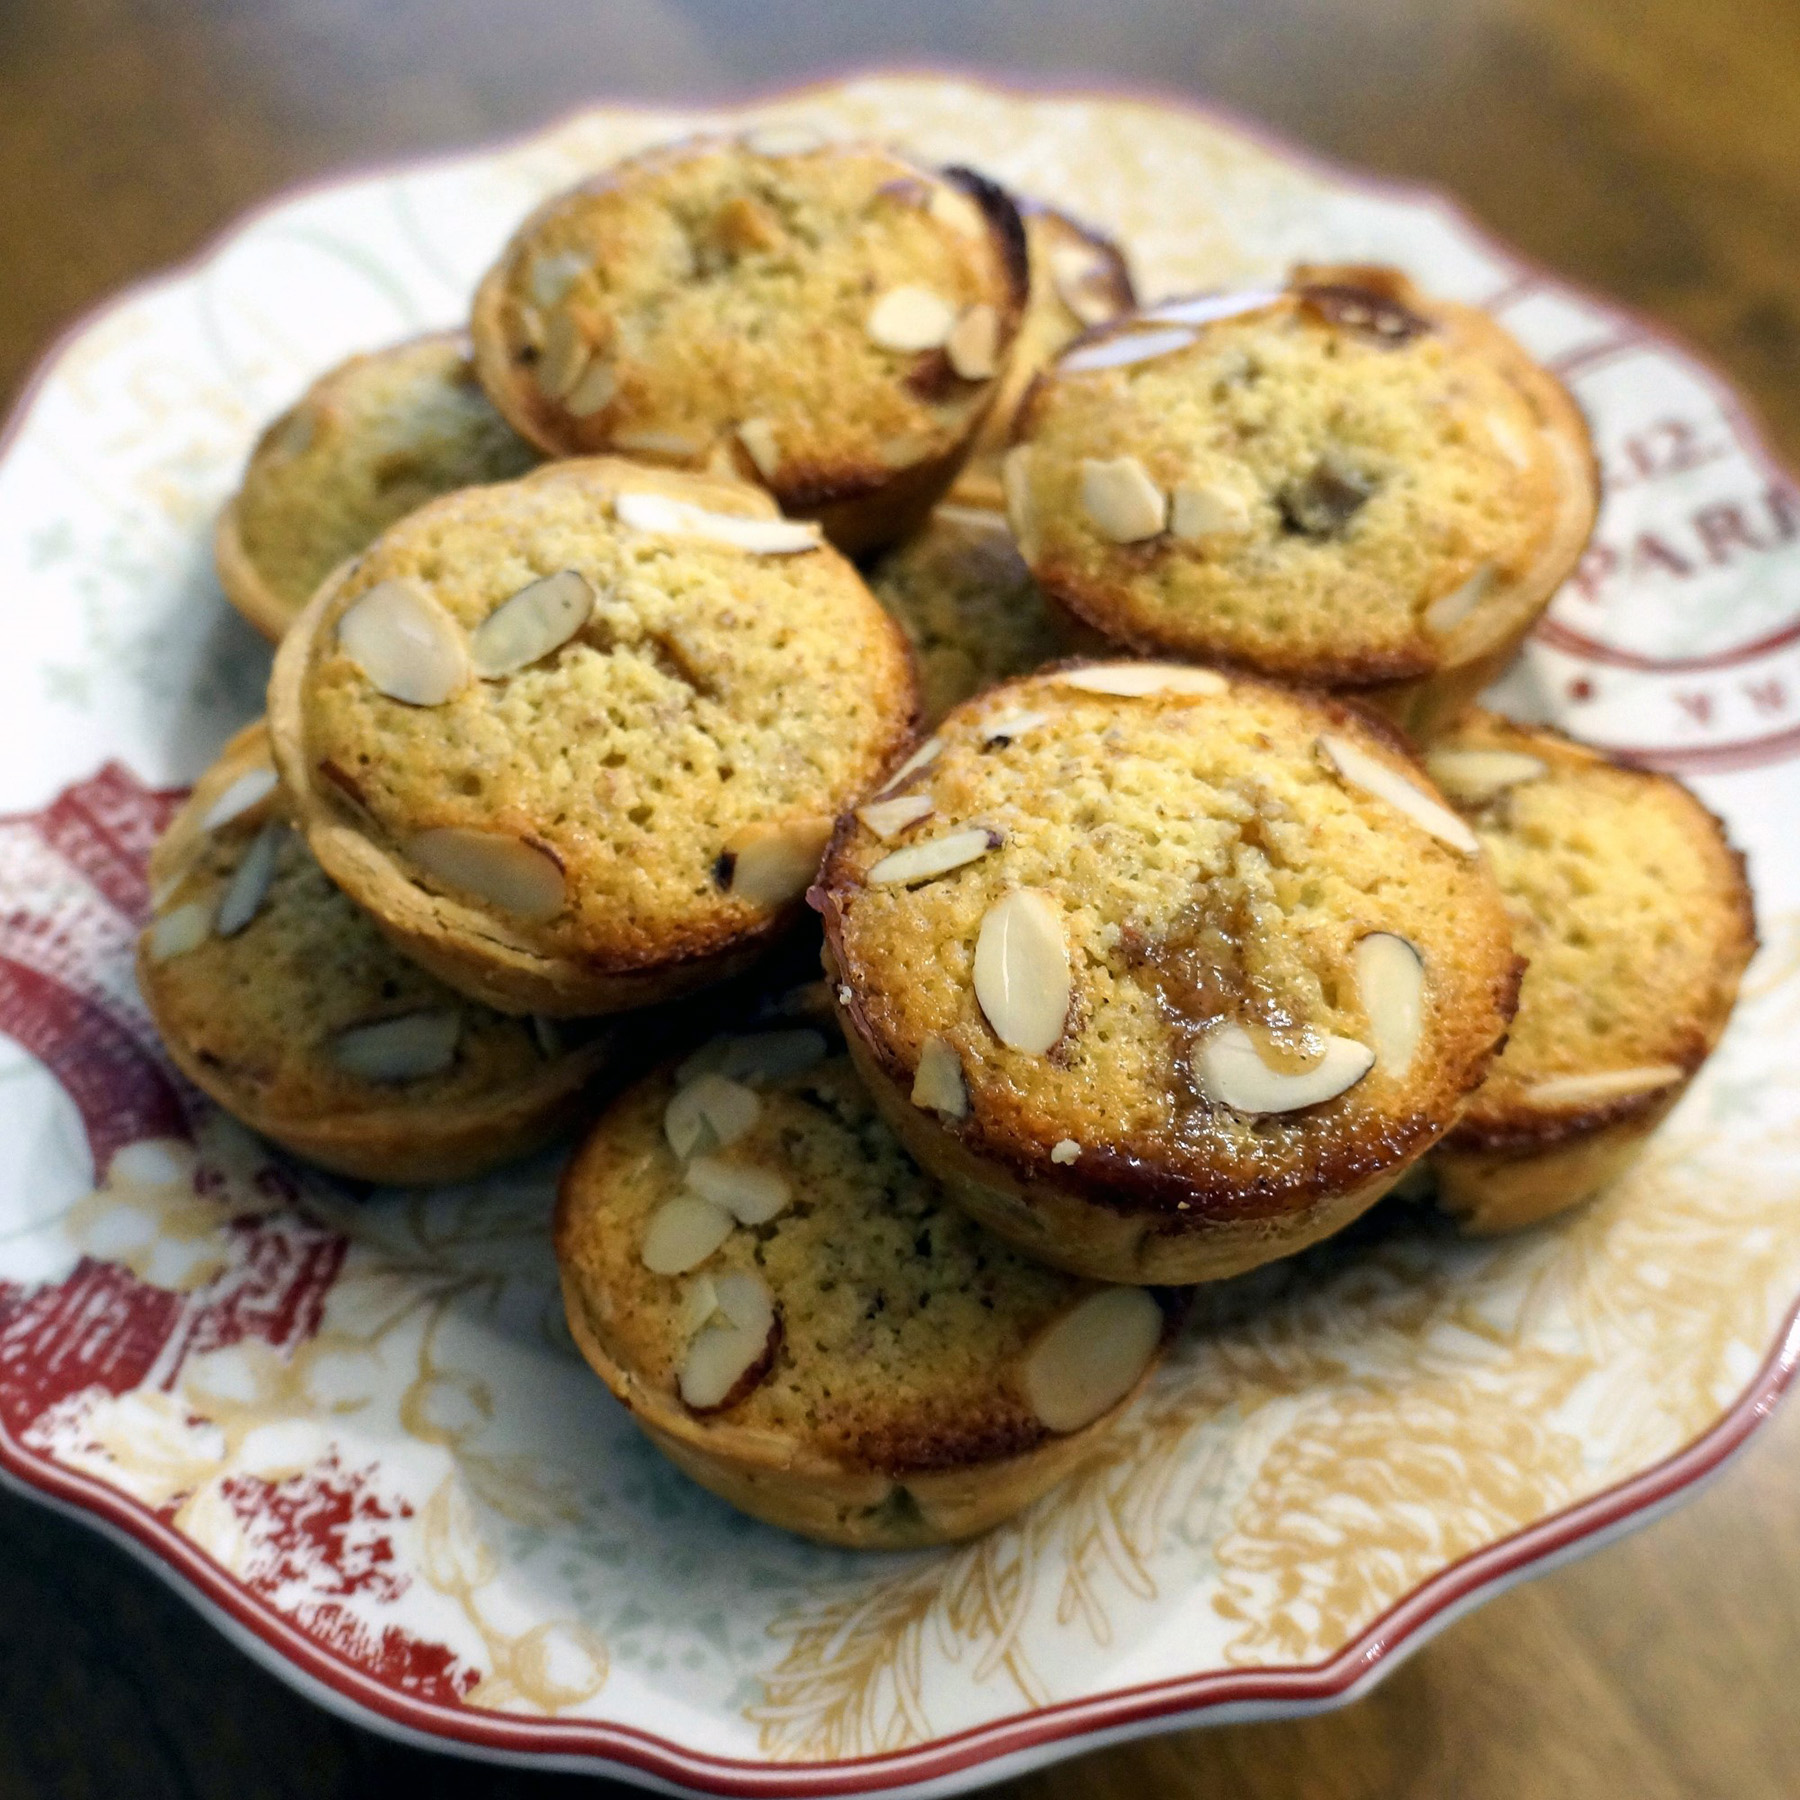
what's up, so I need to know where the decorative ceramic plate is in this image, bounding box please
[1,72,1797,1797]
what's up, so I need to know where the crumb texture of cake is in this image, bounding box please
[140,723,626,1183]
[1006,265,1597,736]
[814,665,1521,1284]
[950,203,1135,509]
[867,503,1068,724]
[1428,710,1755,1232]
[470,134,1029,553]
[268,457,920,1016]
[218,332,538,639]
[556,1043,1177,1546]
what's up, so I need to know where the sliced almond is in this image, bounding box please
[641,1194,735,1275]
[1424,564,1495,637]
[1022,1287,1163,1433]
[722,816,833,907]
[1486,408,1536,470]
[677,1028,828,1089]
[1141,290,1283,327]
[1317,734,1479,856]
[201,765,278,831]
[874,736,943,797]
[1003,445,1038,561]
[146,900,212,964]
[214,822,285,938]
[614,490,821,554]
[1170,481,1253,542]
[337,580,470,706]
[974,889,1071,1055]
[1354,933,1425,1078]
[664,1073,761,1158]
[1081,457,1168,543]
[856,793,935,840]
[932,503,1014,539]
[1424,748,1550,805]
[877,431,933,469]
[148,863,195,915]
[528,249,589,310]
[564,359,618,418]
[866,286,956,353]
[678,1273,722,1338]
[539,308,592,400]
[867,827,996,887]
[1048,245,1125,327]
[685,1155,790,1225]
[981,709,1051,744]
[407,828,565,921]
[736,417,782,481]
[611,427,708,459]
[332,1011,460,1081]
[512,302,546,354]
[945,304,1001,380]
[1523,1066,1685,1109]
[1050,1138,1081,1165]
[742,123,824,157]
[469,569,593,678]
[679,1269,778,1411]
[928,184,987,239]
[1195,1021,1374,1115]
[1059,327,1196,375]
[1054,663,1226,698]
[910,1035,968,1118]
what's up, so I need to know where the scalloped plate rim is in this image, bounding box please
[2,64,1796,1798]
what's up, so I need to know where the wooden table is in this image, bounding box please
[3,2,1798,1794]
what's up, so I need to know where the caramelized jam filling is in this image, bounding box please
[1128,851,1332,1093]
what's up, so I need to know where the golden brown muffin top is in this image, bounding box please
[1429,710,1755,1152]
[556,1044,1175,1473]
[815,664,1522,1221]
[222,333,538,637]
[470,135,1028,509]
[1006,266,1594,686]
[270,458,920,985]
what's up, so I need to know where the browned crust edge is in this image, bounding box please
[213,495,298,644]
[140,931,620,1185]
[839,1024,1408,1285]
[552,1118,1186,1544]
[1011,264,1600,702]
[266,460,918,1017]
[810,664,1522,1266]
[468,138,1031,559]
[1430,719,1757,1224]
[1433,1100,1681,1235]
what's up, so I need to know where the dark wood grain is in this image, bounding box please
[2,1,1798,1794]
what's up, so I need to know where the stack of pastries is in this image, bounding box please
[144,129,1756,1548]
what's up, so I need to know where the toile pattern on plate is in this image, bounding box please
[0,75,1796,1795]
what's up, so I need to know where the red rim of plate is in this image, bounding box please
[2,65,1797,1797]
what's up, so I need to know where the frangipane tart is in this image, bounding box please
[949,202,1136,510]
[469,133,1029,556]
[1425,710,1755,1233]
[268,458,919,1017]
[554,1036,1183,1547]
[813,664,1522,1284]
[867,502,1067,727]
[216,332,538,641]
[140,723,638,1184]
[1004,265,1598,739]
